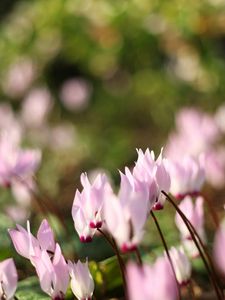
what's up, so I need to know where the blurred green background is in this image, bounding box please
[1,0,225,173]
[0,1,225,297]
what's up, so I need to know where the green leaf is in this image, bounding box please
[15,277,49,300]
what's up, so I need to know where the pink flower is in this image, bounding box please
[72,173,112,241]
[204,148,225,189]
[0,132,41,187]
[32,244,69,300]
[21,87,53,128]
[133,148,170,210]
[165,107,220,160]
[0,258,18,300]
[175,196,205,242]
[3,58,36,98]
[126,257,177,300]
[72,207,95,243]
[60,78,91,111]
[11,177,36,207]
[68,259,94,300]
[169,246,191,285]
[213,220,225,275]
[104,169,149,252]
[166,155,205,199]
[9,219,55,262]
[0,104,22,145]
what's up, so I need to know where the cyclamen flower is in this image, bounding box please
[68,259,94,300]
[104,168,149,252]
[165,107,220,160]
[72,173,112,242]
[133,148,170,210]
[9,219,55,263]
[175,196,205,242]
[213,220,225,275]
[166,155,205,199]
[32,244,69,300]
[0,258,18,300]
[126,257,177,300]
[169,246,191,285]
[0,132,41,187]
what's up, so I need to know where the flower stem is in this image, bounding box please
[150,211,181,300]
[97,229,127,300]
[135,248,143,266]
[162,191,223,300]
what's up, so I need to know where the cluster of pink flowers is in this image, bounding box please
[166,107,225,189]
[4,144,224,300]
[72,148,171,252]
[9,219,94,300]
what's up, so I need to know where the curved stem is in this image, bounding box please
[97,229,127,299]
[162,191,223,300]
[135,248,143,266]
[150,211,181,300]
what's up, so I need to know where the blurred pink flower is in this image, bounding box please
[49,124,76,150]
[0,132,41,186]
[0,132,41,187]
[126,257,177,300]
[68,259,94,300]
[9,219,55,262]
[5,205,30,223]
[72,173,112,241]
[166,155,205,199]
[213,220,225,275]
[175,196,205,242]
[169,246,191,285]
[32,244,69,300]
[0,104,22,144]
[104,168,149,252]
[3,58,36,98]
[214,103,225,134]
[133,148,170,210]
[60,78,92,111]
[21,87,53,128]
[11,177,36,207]
[204,148,225,188]
[0,258,18,300]
[182,239,200,259]
[165,107,225,189]
[166,107,220,159]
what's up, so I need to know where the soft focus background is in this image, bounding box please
[1,0,225,298]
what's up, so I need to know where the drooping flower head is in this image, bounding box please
[32,244,69,300]
[0,258,18,300]
[104,168,149,252]
[175,196,205,242]
[169,246,191,285]
[166,155,205,200]
[175,196,205,258]
[68,259,94,300]
[9,219,56,263]
[126,257,177,300]
[72,172,112,242]
[133,148,170,210]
